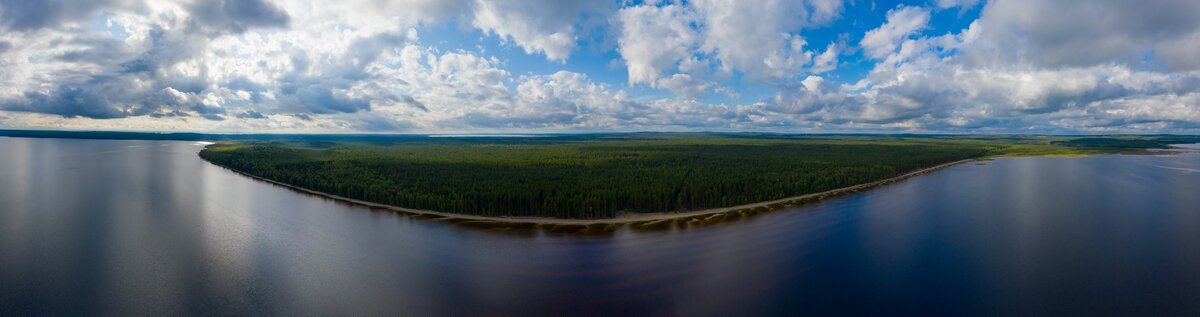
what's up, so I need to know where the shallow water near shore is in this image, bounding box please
[3,137,1200,315]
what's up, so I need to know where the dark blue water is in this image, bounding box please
[2,137,1199,316]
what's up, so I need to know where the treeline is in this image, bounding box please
[199,137,990,219]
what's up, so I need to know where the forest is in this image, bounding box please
[198,134,1199,219]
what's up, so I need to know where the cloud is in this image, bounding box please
[9,86,128,119]
[968,0,1200,70]
[2,79,227,120]
[613,0,847,98]
[0,0,294,120]
[2,0,1200,134]
[471,0,611,61]
[653,74,723,100]
[397,95,428,112]
[768,76,845,115]
[0,0,419,121]
[860,6,929,59]
[766,0,1200,133]
[236,110,267,119]
[809,43,839,74]
[273,40,383,115]
[189,0,290,33]
[692,0,837,79]
[615,3,698,85]
[935,0,980,10]
[0,0,139,31]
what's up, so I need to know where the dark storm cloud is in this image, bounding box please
[0,65,228,120]
[398,95,428,112]
[189,0,290,33]
[9,86,128,119]
[286,84,369,113]
[279,82,371,114]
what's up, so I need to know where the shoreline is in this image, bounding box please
[202,154,977,227]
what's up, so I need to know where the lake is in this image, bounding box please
[2,137,1199,315]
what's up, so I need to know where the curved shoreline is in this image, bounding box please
[202,154,977,227]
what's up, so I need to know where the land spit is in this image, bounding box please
[203,155,976,234]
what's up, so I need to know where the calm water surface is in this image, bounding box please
[2,137,1200,316]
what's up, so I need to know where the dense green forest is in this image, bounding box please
[198,134,1200,219]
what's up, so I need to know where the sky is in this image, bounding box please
[0,0,1198,134]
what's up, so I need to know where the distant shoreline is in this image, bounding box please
[201,154,976,228]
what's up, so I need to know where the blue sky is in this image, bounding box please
[0,0,1197,133]
[409,0,967,104]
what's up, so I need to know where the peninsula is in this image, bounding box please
[197,134,1200,230]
